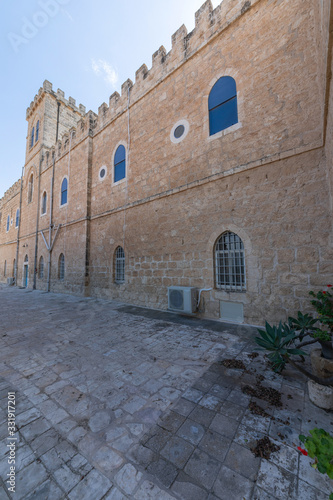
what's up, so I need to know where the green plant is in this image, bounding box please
[299,428,333,479]
[255,285,333,384]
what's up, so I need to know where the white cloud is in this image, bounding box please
[91,59,118,88]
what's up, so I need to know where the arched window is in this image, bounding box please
[114,246,125,283]
[208,76,238,136]
[15,209,20,228]
[41,192,47,215]
[4,260,7,277]
[114,145,126,183]
[61,178,68,205]
[39,256,44,279]
[30,127,35,148]
[36,121,39,142]
[58,254,65,280]
[6,215,10,232]
[28,174,34,203]
[215,231,246,291]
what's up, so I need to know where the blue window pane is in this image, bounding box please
[36,121,39,142]
[15,209,19,227]
[208,76,236,111]
[209,97,238,136]
[61,179,68,205]
[31,127,34,148]
[114,161,126,183]
[7,216,10,231]
[114,145,125,165]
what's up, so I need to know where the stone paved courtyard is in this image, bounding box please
[0,285,332,499]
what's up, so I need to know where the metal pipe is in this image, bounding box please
[33,157,42,289]
[14,167,24,285]
[47,151,55,292]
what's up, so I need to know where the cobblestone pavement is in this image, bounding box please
[0,285,332,499]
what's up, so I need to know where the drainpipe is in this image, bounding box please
[47,151,55,292]
[33,156,42,289]
[14,167,24,285]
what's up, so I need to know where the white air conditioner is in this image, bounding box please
[168,286,198,314]
[7,277,14,285]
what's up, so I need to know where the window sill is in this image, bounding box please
[207,122,242,142]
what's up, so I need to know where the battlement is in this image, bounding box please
[0,179,21,206]
[26,80,86,120]
[93,0,259,132]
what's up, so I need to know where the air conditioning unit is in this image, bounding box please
[168,286,198,314]
[7,277,14,285]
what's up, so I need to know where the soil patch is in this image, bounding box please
[248,401,271,419]
[251,436,280,459]
[248,352,259,360]
[221,359,246,370]
[242,384,283,407]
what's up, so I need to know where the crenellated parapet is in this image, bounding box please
[26,80,86,120]
[0,179,21,206]
[92,0,259,131]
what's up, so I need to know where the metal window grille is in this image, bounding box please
[115,247,125,283]
[59,254,65,280]
[215,232,246,291]
[42,193,47,214]
[39,256,44,279]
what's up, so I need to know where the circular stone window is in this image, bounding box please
[170,119,189,144]
[99,166,107,180]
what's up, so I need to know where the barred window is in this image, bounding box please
[215,232,246,291]
[39,256,44,279]
[115,246,125,283]
[58,253,65,280]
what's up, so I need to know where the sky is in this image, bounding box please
[0,0,220,199]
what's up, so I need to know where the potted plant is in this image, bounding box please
[255,285,333,409]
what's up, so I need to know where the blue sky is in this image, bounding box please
[0,0,220,198]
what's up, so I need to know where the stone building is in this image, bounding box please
[0,0,332,326]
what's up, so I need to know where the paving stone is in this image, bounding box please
[213,465,254,500]
[30,428,61,456]
[160,436,195,468]
[123,396,147,415]
[105,426,127,443]
[104,486,128,499]
[114,463,142,495]
[40,447,64,472]
[159,387,181,402]
[182,388,204,404]
[219,401,246,421]
[172,473,209,500]
[92,445,124,473]
[68,453,93,475]
[256,460,298,500]
[297,479,329,500]
[269,441,299,474]
[176,419,205,445]
[233,424,265,450]
[54,464,82,493]
[126,444,158,467]
[145,426,172,453]
[19,417,51,441]
[89,411,112,432]
[55,440,77,462]
[184,448,222,489]
[224,442,261,481]
[147,457,179,488]
[134,480,176,500]
[198,429,231,462]
[226,389,251,407]
[68,469,112,500]
[67,426,87,443]
[24,479,65,500]
[127,423,145,436]
[158,411,186,433]
[192,377,214,393]
[210,413,239,439]
[172,398,196,417]
[112,434,134,453]
[15,407,41,427]
[252,486,278,499]
[199,395,222,411]
[15,461,48,500]
[299,453,333,495]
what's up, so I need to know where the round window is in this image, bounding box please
[99,167,106,180]
[174,125,185,139]
[170,120,189,144]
